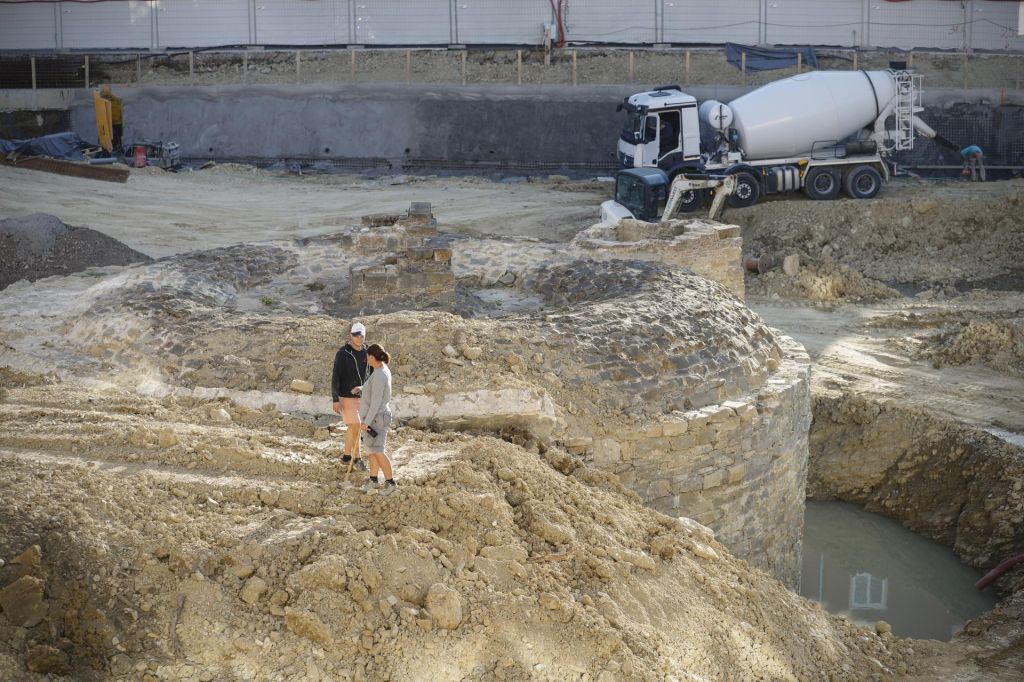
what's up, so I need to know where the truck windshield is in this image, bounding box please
[620,112,644,143]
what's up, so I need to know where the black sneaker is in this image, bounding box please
[353,458,368,472]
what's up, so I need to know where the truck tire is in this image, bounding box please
[727,172,760,208]
[842,165,882,199]
[803,167,841,200]
[676,188,707,213]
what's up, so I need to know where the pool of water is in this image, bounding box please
[800,501,997,641]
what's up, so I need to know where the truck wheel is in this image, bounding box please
[727,172,760,208]
[677,188,707,213]
[843,165,882,199]
[803,167,841,200]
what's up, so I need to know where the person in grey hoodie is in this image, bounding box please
[358,343,396,496]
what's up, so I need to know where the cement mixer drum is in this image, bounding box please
[729,70,898,160]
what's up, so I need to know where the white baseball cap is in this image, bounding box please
[350,322,366,336]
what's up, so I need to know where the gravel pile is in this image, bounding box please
[0,213,152,290]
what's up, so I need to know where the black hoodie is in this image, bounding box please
[331,343,370,401]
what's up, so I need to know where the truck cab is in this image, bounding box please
[617,86,702,174]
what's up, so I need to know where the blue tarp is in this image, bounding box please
[726,43,818,72]
[0,132,87,161]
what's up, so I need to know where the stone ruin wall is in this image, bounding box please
[572,218,745,300]
[564,336,810,587]
[347,204,456,313]
[349,246,454,311]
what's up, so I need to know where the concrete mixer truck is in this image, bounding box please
[613,69,952,215]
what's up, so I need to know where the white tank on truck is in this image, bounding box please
[723,71,897,160]
[615,68,958,209]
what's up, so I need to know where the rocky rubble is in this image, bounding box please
[736,179,1024,288]
[0,380,921,681]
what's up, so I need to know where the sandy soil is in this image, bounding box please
[0,166,606,259]
[1,163,1022,680]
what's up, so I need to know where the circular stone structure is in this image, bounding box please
[0,212,811,586]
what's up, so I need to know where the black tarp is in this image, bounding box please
[726,43,818,72]
[0,132,87,161]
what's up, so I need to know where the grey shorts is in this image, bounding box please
[362,413,392,453]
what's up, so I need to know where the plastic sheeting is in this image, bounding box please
[0,132,87,161]
[725,43,818,72]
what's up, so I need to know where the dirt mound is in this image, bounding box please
[867,305,1024,376]
[918,319,1024,374]
[0,382,921,681]
[734,180,1024,288]
[0,213,152,291]
[747,259,900,304]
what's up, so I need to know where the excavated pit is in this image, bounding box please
[0,206,810,594]
[3,167,1022,679]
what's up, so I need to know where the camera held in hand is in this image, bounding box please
[366,425,378,438]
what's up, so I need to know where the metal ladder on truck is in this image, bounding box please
[893,71,922,151]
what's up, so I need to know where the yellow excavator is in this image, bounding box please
[92,85,179,168]
[93,85,123,154]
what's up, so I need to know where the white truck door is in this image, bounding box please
[639,115,659,167]
[682,105,701,159]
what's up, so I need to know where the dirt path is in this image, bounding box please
[750,296,1024,439]
[0,165,605,257]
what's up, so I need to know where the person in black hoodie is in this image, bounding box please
[331,322,371,471]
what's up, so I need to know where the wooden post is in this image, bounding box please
[629,51,634,81]
[188,51,194,83]
[963,50,968,91]
[84,55,89,89]
[517,49,522,85]
[741,51,746,85]
[852,50,858,71]
[31,57,37,90]
[796,52,802,74]
[461,50,467,85]
[243,51,248,83]
[295,50,301,83]
[908,50,914,68]
[136,55,142,82]
[685,50,690,85]
[350,48,356,81]
[572,49,577,86]
[405,49,411,86]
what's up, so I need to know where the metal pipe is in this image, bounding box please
[743,255,767,274]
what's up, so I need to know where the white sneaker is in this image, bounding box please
[379,481,397,497]
[360,479,380,492]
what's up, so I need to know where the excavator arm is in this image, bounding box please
[662,174,737,222]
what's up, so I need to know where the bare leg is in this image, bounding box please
[368,452,381,479]
[371,452,394,480]
[343,425,359,457]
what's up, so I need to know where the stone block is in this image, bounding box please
[633,437,672,457]
[662,417,689,437]
[592,439,621,468]
[702,470,725,490]
[703,405,736,423]
[647,479,671,499]
[669,434,698,451]
[289,379,314,395]
[0,575,46,627]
